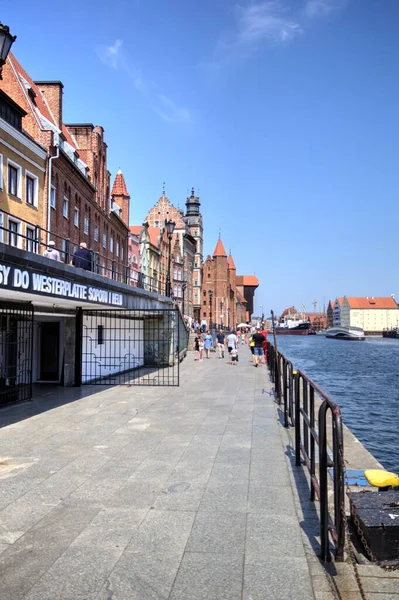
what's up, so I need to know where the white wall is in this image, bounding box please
[82,315,144,383]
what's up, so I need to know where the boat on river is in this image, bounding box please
[325,326,365,341]
[274,320,313,336]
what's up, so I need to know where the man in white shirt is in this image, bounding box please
[43,241,60,261]
[226,332,238,355]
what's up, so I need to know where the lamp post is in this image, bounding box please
[0,23,16,80]
[208,289,213,330]
[227,307,230,329]
[182,280,187,316]
[165,219,175,297]
[220,300,224,329]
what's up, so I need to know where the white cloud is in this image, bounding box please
[96,39,123,69]
[303,0,346,19]
[234,1,302,45]
[153,95,191,124]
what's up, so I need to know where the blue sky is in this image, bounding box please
[3,0,399,315]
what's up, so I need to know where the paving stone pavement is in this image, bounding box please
[0,347,340,599]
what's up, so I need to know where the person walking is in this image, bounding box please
[249,334,256,365]
[43,241,60,261]
[203,329,213,359]
[260,326,268,363]
[200,318,207,333]
[252,327,266,367]
[194,333,201,361]
[226,331,238,359]
[229,345,238,365]
[216,330,225,358]
[72,242,92,271]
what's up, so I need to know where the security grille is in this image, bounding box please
[80,308,180,386]
[0,301,34,407]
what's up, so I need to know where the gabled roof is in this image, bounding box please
[345,297,398,309]
[227,254,236,269]
[335,297,344,306]
[111,169,129,197]
[148,227,160,247]
[129,225,142,235]
[213,239,227,257]
[239,275,259,287]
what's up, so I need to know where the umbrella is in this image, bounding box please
[237,323,249,328]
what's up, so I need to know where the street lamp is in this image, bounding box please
[0,23,17,80]
[165,219,175,297]
[182,280,187,316]
[208,289,213,330]
[220,300,224,329]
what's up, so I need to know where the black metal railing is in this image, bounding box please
[267,341,345,562]
[0,208,167,296]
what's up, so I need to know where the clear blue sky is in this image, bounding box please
[3,0,399,315]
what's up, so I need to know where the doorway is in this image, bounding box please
[39,322,60,381]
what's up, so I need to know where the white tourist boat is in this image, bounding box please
[325,326,365,341]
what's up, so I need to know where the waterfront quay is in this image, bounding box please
[0,350,398,599]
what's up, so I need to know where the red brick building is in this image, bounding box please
[201,237,258,329]
[1,53,129,277]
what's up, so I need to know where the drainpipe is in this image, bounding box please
[47,142,60,245]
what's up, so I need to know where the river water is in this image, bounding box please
[274,335,399,473]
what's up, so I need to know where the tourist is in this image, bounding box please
[43,240,60,261]
[72,242,92,271]
[216,330,225,358]
[226,330,238,358]
[201,318,207,333]
[204,329,213,359]
[230,345,238,365]
[260,325,268,363]
[252,327,266,367]
[199,336,204,361]
[249,334,256,364]
[194,333,201,361]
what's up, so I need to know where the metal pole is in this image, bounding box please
[166,236,172,297]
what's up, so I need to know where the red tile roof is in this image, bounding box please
[213,239,227,257]
[240,275,259,287]
[345,297,398,309]
[129,225,142,235]
[227,254,236,269]
[111,169,129,197]
[148,227,160,247]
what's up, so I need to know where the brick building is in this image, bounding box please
[201,237,258,329]
[1,53,129,276]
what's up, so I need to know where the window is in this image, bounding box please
[25,173,38,207]
[116,241,119,257]
[208,273,211,278]
[203,291,206,297]
[203,312,206,317]
[0,154,3,190]
[74,207,79,227]
[63,196,69,218]
[84,216,89,235]
[102,233,107,248]
[8,162,21,197]
[110,237,114,253]
[94,226,99,241]
[173,267,177,279]
[61,239,67,262]
[203,300,206,306]
[26,226,37,253]
[8,219,20,247]
[177,269,182,281]
[177,286,182,298]
[102,263,106,276]
[132,255,137,264]
[121,246,124,261]
[50,185,56,209]
[154,220,159,227]
[173,285,178,297]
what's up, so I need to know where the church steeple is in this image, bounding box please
[111,168,130,225]
[185,187,200,216]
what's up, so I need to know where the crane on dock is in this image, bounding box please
[312,299,317,312]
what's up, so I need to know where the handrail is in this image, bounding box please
[0,207,167,296]
[267,340,345,562]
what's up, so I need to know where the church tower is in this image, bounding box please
[184,187,203,321]
[111,168,130,226]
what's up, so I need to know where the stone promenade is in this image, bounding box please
[0,347,335,599]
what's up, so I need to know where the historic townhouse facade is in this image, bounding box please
[0,90,47,250]
[1,53,129,276]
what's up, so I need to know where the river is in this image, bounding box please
[274,335,399,473]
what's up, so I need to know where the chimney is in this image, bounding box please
[35,81,64,129]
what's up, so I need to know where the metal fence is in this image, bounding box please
[267,341,345,562]
[77,308,181,387]
[0,301,33,407]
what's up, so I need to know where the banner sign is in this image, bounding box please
[0,264,124,306]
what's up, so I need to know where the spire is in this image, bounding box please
[111,169,129,197]
[185,186,200,216]
[162,182,166,197]
[227,253,236,270]
[213,238,227,258]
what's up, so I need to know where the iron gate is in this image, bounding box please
[78,308,181,386]
[0,301,34,407]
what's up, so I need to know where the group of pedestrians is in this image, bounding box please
[43,241,92,271]
[194,326,266,367]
